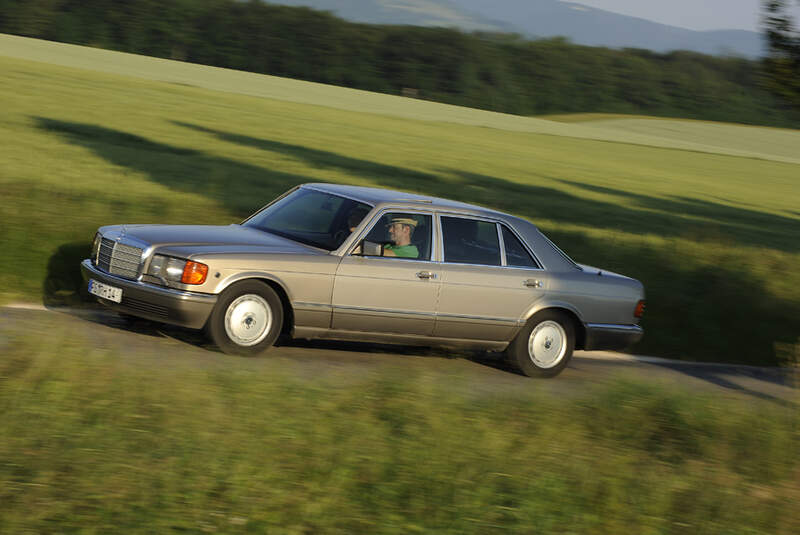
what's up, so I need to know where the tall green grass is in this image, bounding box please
[1,328,798,534]
[0,50,798,364]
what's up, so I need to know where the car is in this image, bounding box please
[80,183,645,377]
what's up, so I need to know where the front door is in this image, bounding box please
[331,211,439,335]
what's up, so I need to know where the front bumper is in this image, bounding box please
[80,259,217,329]
[584,323,644,351]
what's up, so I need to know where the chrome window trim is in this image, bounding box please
[346,207,437,262]
[343,257,440,266]
[437,213,503,267]
[431,260,544,271]
[427,213,546,271]
[343,209,545,271]
[496,223,508,266]
[437,212,543,270]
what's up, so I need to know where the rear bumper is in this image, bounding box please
[80,259,217,329]
[584,323,644,351]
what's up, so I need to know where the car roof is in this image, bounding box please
[303,183,527,224]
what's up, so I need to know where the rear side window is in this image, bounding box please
[502,226,539,268]
[441,217,501,266]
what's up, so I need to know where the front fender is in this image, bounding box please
[212,270,294,302]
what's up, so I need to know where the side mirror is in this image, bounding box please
[353,240,383,256]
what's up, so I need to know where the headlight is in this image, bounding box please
[148,255,185,281]
[91,233,102,264]
[148,255,208,285]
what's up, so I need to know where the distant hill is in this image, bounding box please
[261,0,515,32]
[265,0,765,57]
[452,0,765,57]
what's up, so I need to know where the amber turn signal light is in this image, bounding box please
[634,300,646,318]
[181,261,209,285]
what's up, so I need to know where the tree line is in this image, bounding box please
[764,0,800,110]
[0,0,796,126]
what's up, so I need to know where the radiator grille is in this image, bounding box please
[96,237,143,280]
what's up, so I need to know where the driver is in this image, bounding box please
[383,217,419,258]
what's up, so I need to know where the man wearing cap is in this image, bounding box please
[384,217,419,258]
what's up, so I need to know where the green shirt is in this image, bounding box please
[385,244,419,259]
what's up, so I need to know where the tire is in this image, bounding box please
[507,310,575,378]
[206,280,284,356]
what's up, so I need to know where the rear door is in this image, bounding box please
[433,216,548,341]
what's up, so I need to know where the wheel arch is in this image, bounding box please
[523,303,586,350]
[216,273,295,336]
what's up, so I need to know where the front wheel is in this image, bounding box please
[207,280,283,356]
[507,310,575,378]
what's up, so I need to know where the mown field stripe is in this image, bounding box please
[2,33,798,164]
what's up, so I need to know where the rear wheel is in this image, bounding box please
[507,310,575,378]
[207,280,283,356]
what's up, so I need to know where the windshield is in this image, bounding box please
[244,188,372,251]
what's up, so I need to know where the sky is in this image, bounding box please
[569,0,800,32]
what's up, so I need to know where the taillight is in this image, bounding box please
[634,300,646,318]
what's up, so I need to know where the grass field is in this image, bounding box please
[0,37,799,533]
[1,37,799,365]
[0,326,798,534]
[543,113,800,164]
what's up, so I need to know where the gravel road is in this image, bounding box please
[1,305,796,405]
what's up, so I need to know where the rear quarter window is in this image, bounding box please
[502,226,539,268]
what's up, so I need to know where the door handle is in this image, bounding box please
[416,271,436,280]
[524,279,543,288]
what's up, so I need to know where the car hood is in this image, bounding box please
[100,224,321,256]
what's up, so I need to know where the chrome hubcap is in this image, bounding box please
[528,320,567,369]
[224,294,272,347]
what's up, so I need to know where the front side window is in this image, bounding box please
[362,212,432,260]
[244,188,371,250]
[441,216,501,266]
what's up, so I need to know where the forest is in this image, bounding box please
[0,0,797,126]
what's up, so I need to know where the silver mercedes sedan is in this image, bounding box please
[80,183,645,377]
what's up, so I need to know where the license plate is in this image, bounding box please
[88,279,123,303]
